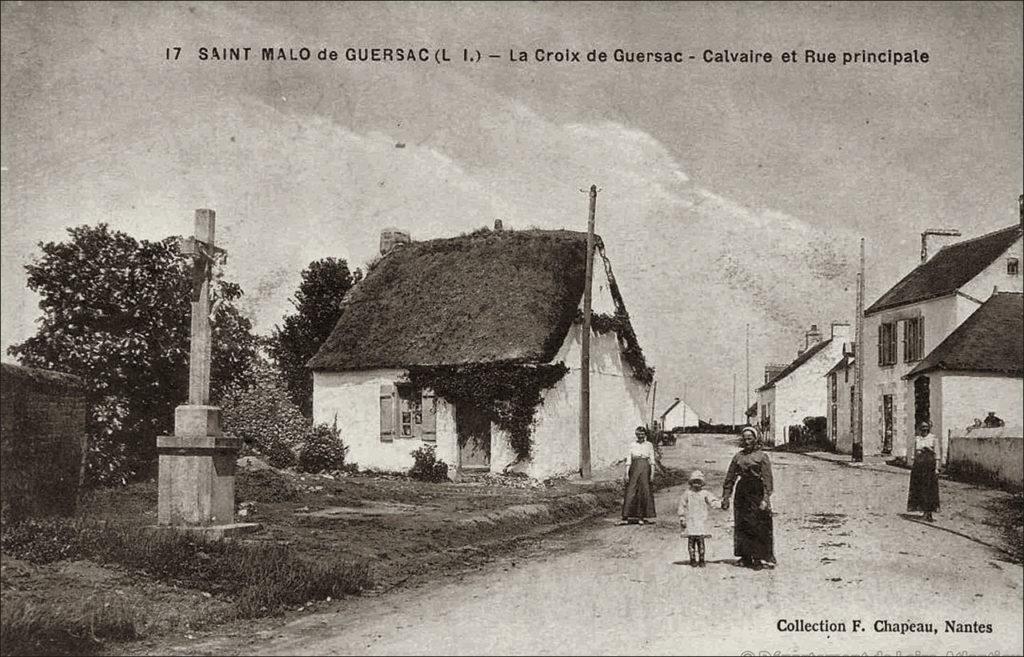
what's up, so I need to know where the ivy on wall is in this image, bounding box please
[405,363,569,462]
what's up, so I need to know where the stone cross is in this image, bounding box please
[178,209,224,406]
[156,208,254,537]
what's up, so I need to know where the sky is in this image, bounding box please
[2,1,1022,422]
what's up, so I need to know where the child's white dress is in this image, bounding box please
[678,489,719,537]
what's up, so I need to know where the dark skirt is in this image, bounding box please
[621,457,656,520]
[907,448,940,513]
[733,475,774,561]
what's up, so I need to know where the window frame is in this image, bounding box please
[903,316,925,363]
[1009,257,1020,276]
[878,321,898,367]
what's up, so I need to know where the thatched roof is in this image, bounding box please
[906,292,1023,378]
[865,224,1022,316]
[308,229,645,373]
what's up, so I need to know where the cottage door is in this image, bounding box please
[456,404,491,470]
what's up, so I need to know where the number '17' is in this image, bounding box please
[166,47,181,60]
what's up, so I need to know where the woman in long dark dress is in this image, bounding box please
[907,421,940,521]
[621,426,657,524]
[722,426,775,569]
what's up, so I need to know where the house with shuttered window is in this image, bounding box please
[862,204,1023,462]
[307,227,653,479]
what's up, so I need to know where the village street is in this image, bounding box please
[162,434,1023,656]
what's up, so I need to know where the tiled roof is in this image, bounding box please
[906,292,1023,378]
[865,225,1022,316]
[824,355,854,378]
[757,338,833,391]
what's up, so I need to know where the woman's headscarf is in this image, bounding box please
[740,426,763,450]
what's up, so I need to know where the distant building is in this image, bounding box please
[863,205,1023,460]
[904,291,1023,464]
[660,397,700,431]
[825,351,856,454]
[757,323,852,445]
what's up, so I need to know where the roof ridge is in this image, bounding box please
[932,223,1021,252]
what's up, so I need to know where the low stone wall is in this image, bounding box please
[0,363,89,521]
[946,428,1023,491]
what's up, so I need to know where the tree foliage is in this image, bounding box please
[270,258,361,415]
[7,224,258,482]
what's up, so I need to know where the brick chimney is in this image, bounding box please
[379,228,411,256]
[804,324,823,350]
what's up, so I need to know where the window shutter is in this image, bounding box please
[917,317,925,360]
[877,324,883,365]
[421,391,436,441]
[380,384,395,442]
[901,320,907,362]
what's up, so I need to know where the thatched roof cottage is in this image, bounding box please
[307,227,653,479]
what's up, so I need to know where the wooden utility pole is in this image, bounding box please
[682,382,687,428]
[732,372,737,429]
[579,184,597,478]
[650,380,658,431]
[853,238,865,462]
[745,323,750,418]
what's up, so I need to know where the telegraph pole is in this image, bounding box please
[853,238,865,463]
[579,185,597,478]
[745,323,750,419]
[732,372,737,429]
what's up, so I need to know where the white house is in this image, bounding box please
[756,323,852,446]
[308,227,653,480]
[904,291,1023,465]
[863,211,1023,461]
[825,353,856,454]
[660,397,700,431]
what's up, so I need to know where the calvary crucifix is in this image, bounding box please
[156,208,252,533]
[178,208,225,406]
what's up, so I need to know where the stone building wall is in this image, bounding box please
[0,363,88,521]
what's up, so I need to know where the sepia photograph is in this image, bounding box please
[1,1,1022,655]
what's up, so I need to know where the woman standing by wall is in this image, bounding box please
[907,421,940,522]
[621,426,656,525]
[722,426,775,569]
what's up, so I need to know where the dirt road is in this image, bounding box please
[162,434,1023,655]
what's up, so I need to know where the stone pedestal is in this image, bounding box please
[157,405,251,530]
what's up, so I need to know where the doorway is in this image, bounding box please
[456,403,491,470]
[882,394,894,454]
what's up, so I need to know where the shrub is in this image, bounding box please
[221,362,308,468]
[408,445,449,482]
[0,517,83,564]
[235,469,298,503]
[298,423,348,474]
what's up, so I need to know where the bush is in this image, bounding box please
[221,363,308,468]
[0,517,83,564]
[298,423,348,474]
[408,445,449,482]
[235,469,298,503]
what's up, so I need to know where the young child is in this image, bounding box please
[678,470,720,567]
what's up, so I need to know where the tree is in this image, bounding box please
[270,258,360,416]
[7,224,259,482]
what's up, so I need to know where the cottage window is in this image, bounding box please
[877,322,897,366]
[903,317,924,363]
[381,384,436,442]
[1009,257,1020,276]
